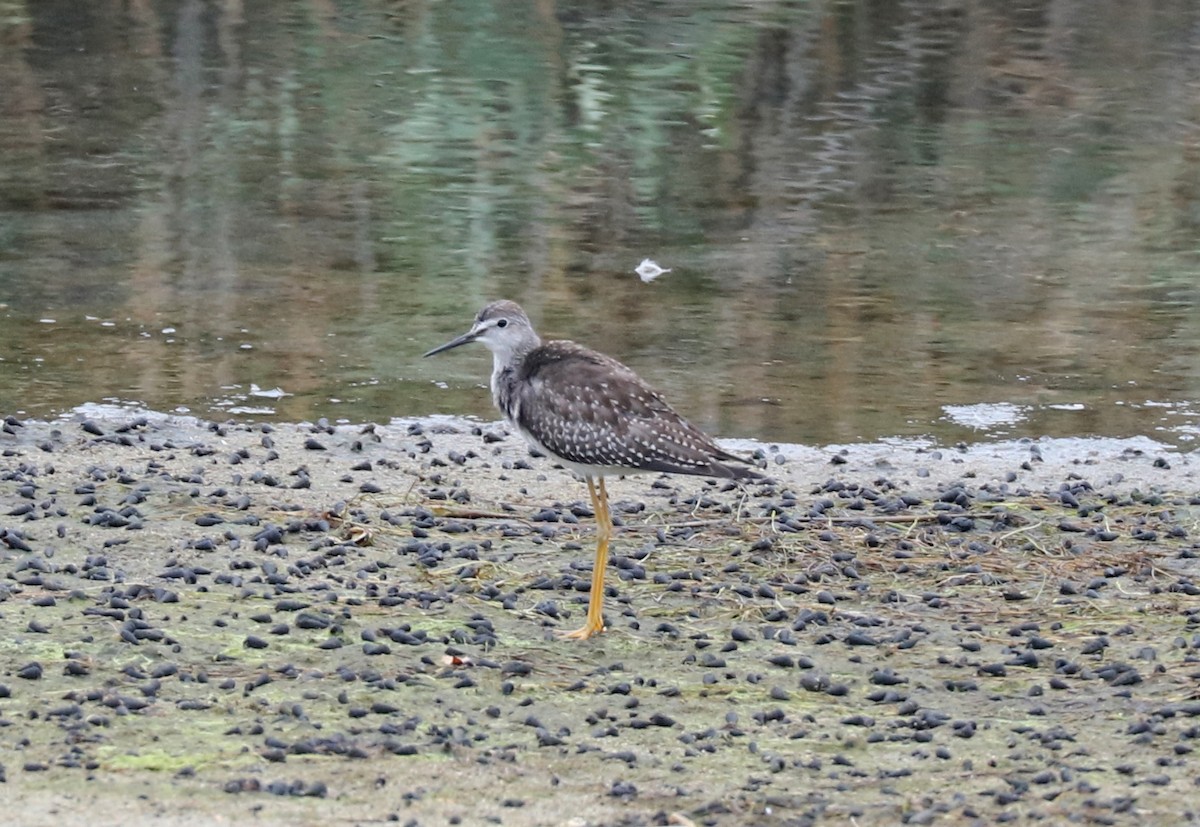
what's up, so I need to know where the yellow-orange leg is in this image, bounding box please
[558,477,611,640]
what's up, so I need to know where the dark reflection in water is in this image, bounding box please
[1,1,1199,446]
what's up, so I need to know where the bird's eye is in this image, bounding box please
[497,319,509,328]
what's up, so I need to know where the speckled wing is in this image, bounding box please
[510,340,760,479]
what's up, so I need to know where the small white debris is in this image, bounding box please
[941,403,1027,430]
[249,384,292,399]
[635,258,671,283]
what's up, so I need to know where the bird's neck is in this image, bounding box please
[490,349,520,420]
[489,339,538,423]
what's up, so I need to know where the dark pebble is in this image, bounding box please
[296,613,331,630]
[870,668,906,686]
[610,781,637,799]
[842,714,874,727]
[800,674,828,693]
[536,728,564,747]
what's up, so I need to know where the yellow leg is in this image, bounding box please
[558,477,611,640]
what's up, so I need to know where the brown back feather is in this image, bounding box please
[512,340,761,479]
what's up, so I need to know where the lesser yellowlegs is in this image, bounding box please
[424,300,762,639]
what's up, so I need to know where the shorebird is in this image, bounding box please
[424,300,762,639]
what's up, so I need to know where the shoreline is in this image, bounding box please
[23,402,1198,493]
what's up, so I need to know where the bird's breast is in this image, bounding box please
[491,365,521,423]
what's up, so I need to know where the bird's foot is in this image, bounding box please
[555,620,606,641]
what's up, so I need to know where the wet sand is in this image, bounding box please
[1,407,1198,826]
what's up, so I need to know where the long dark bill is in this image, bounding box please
[423,330,478,358]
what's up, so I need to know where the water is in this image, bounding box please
[2,0,1199,446]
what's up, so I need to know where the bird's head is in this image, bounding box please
[423,300,540,363]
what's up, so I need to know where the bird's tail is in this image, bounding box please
[711,455,769,482]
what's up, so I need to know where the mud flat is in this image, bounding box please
[0,406,1198,826]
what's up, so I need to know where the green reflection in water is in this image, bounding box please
[0,0,1198,447]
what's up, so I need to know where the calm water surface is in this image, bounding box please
[2,1,1200,447]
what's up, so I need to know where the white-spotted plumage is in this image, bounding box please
[425,300,761,482]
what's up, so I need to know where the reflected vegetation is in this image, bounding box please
[1,1,1199,445]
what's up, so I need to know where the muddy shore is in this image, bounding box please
[1,407,1198,826]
